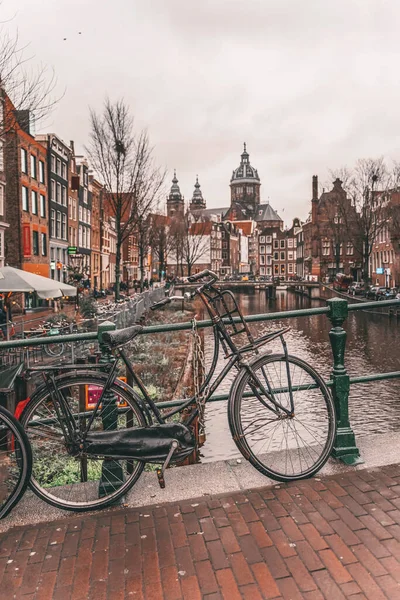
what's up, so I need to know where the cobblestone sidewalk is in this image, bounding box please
[3,464,400,599]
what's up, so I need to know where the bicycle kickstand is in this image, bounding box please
[156,440,179,489]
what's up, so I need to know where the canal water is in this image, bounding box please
[201,289,400,462]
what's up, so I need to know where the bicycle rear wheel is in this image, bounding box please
[229,354,336,482]
[21,373,146,512]
[0,405,32,519]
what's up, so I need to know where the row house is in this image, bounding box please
[67,141,79,271]
[302,176,360,282]
[220,221,240,277]
[258,218,300,278]
[370,190,400,287]
[4,97,49,282]
[36,134,70,282]
[76,157,92,279]
[90,177,102,289]
[232,220,257,274]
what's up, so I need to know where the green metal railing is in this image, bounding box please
[0,297,399,466]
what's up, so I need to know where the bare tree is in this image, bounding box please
[330,158,400,283]
[86,98,165,299]
[0,28,58,133]
[149,215,173,281]
[180,211,211,277]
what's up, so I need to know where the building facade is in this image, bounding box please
[5,97,49,280]
[76,157,92,282]
[36,134,69,282]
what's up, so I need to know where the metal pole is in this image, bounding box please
[327,298,363,465]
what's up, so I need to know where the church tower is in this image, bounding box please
[229,143,261,219]
[166,171,184,218]
[189,176,206,212]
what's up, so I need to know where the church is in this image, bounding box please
[166,144,283,231]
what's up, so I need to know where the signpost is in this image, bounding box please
[68,246,78,256]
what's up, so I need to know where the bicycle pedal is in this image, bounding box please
[156,468,165,489]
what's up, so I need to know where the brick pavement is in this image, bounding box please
[3,465,400,599]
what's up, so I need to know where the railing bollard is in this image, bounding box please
[327,298,363,465]
[97,320,124,498]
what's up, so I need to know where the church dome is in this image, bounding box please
[230,143,260,184]
[168,170,183,201]
[190,176,206,208]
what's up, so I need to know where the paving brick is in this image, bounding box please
[161,565,182,600]
[207,540,229,570]
[238,534,263,564]
[189,532,208,561]
[285,555,318,591]
[374,574,400,600]
[347,562,387,600]
[229,552,254,586]
[261,546,290,579]
[239,583,263,600]
[219,526,240,554]
[216,568,242,600]
[269,529,297,558]
[248,521,273,549]
[277,576,304,600]
[318,549,353,584]
[325,534,357,565]
[195,560,219,595]
[295,540,324,571]
[299,522,329,550]
[312,569,346,600]
[181,575,202,600]
[251,562,281,598]
[355,529,392,559]
[352,544,388,577]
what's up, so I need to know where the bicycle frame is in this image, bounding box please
[36,280,294,444]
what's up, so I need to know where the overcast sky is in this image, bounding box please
[7,0,400,225]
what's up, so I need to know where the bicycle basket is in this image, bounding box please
[204,288,255,351]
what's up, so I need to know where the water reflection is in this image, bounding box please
[201,289,400,462]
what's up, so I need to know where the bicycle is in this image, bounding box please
[0,405,32,519]
[20,270,336,512]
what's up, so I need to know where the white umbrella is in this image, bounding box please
[0,266,77,298]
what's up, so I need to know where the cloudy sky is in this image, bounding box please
[7,0,400,224]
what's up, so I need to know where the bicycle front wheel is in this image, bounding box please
[44,342,64,357]
[0,405,32,519]
[21,374,146,511]
[229,354,336,482]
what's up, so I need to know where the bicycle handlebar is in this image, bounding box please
[150,297,172,311]
[187,269,218,284]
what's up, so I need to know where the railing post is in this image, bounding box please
[327,298,363,465]
[97,320,124,498]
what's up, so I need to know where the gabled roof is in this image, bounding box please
[255,203,282,222]
[230,220,254,236]
[190,221,213,235]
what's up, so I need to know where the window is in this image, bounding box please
[22,186,29,211]
[31,191,38,215]
[260,267,265,275]
[30,155,37,179]
[288,251,293,261]
[56,182,61,204]
[40,194,46,218]
[21,148,28,173]
[274,252,279,260]
[266,235,272,244]
[288,239,293,248]
[346,242,354,256]
[73,200,76,221]
[280,264,285,274]
[280,239,285,248]
[32,230,39,255]
[62,162,67,180]
[79,225,82,246]
[322,241,330,256]
[61,214,67,240]
[260,246,265,254]
[51,155,55,173]
[79,206,82,221]
[0,141,3,171]
[267,255,272,265]
[56,158,61,175]
[56,211,61,238]
[0,185,4,216]
[41,233,47,256]
[50,209,55,237]
[280,252,285,260]
[246,186,253,194]
[288,263,293,274]
[260,255,265,265]
[266,245,272,254]
[39,161,45,183]
[62,186,67,206]
[273,240,279,249]
[259,236,265,244]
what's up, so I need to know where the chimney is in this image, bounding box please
[312,175,318,201]
[311,175,318,225]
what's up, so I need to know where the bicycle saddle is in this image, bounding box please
[102,324,143,348]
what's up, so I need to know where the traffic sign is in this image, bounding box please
[68,246,78,255]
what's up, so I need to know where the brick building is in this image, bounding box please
[4,96,49,282]
[302,176,361,282]
[76,157,92,282]
[258,218,300,279]
[67,141,79,276]
[0,91,9,266]
[90,177,102,289]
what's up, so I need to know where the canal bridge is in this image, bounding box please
[175,280,321,299]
